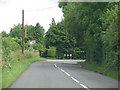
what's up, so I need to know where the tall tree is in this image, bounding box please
[24,25,34,43]
[45,20,76,58]
[1,31,8,37]
[60,2,108,63]
[33,23,45,44]
[9,24,22,39]
[100,4,119,69]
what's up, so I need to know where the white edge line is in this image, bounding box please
[71,77,79,83]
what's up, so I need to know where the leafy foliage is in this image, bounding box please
[32,23,45,44]
[1,31,8,37]
[62,2,108,62]
[32,43,45,51]
[45,19,76,58]
[58,2,119,70]
[100,4,119,70]
[47,47,56,57]
[2,37,21,69]
[2,37,20,54]
[9,24,22,39]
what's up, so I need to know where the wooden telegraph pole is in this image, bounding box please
[22,10,24,54]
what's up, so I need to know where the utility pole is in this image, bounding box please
[22,10,24,54]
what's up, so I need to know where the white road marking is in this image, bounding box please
[61,69,65,72]
[71,77,79,83]
[80,84,89,89]
[54,64,57,68]
[54,63,89,90]
[64,72,71,77]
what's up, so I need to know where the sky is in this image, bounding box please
[0,0,63,33]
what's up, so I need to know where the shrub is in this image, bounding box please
[11,50,39,61]
[24,50,38,58]
[2,50,39,70]
[47,47,56,57]
[2,37,21,69]
[2,37,20,54]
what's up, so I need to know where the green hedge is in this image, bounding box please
[47,47,56,57]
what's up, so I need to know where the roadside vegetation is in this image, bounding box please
[59,2,120,79]
[2,51,45,88]
[1,2,119,89]
[1,23,46,89]
[57,2,119,79]
[45,2,119,79]
[78,62,119,80]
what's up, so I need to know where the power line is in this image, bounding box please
[25,5,58,12]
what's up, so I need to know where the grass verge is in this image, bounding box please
[2,57,45,88]
[0,70,2,90]
[78,62,119,80]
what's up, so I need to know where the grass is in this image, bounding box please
[2,51,46,88]
[78,62,119,80]
[0,70,2,90]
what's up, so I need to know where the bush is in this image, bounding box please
[24,50,38,58]
[47,47,56,57]
[2,50,39,70]
[2,37,20,54]
[11,50,39,61]
[2,37,21,69]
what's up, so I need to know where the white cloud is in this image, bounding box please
[0,0,63,33]
[0,0,9,4]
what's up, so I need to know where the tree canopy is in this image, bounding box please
[58,2,119,70]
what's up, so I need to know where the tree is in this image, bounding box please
[9,24,22,39]
[30,23,45,55]
[58,2,68,9]
[51,18,56,25]
[60,2,108,63]
[32,23,45,44]
[25,25,35,39]
[100,4,119,70]
[45,19,76,58]
[1,31,8,37]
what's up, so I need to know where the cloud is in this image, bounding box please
[0,0,63,33]
[0,0,9,4]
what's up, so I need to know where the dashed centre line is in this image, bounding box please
[61,69,65,72]
[71,77,79,83]
[54,63,89,90]
[54,64,57,68]
[64,72,71,77]
[80,84,88,88]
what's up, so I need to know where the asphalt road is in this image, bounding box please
[10,60,119,89]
